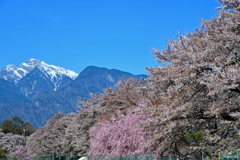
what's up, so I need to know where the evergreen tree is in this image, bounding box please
[0,116,35,136]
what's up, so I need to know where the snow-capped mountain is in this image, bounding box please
[0,64,147,128]
[0,58,78,84]
[0,58,78,97]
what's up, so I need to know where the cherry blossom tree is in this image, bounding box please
[131,0,240,158]
[87,108,159,160]
[0,129,30,160]
[5,143,31,160]
[78,78,148,124]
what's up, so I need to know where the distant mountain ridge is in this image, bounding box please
[0,58,78,97]
[0,58,78,83]
[0,59,147,128]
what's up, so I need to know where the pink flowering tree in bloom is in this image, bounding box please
[87,107,160,160]
[5,143,31,160]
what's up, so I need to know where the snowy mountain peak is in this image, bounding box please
[0,59,78,89]
[29,58,39,62]
[27,58,41,63]
[21,58,42,67]
[3,64,16,70]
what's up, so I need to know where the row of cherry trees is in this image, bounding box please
[76,0,240,159]
[0,129,31,159]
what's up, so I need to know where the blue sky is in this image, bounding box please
[0,0,221,75]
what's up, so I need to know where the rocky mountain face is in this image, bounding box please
[16,67,55,98]
[0,60,147,128]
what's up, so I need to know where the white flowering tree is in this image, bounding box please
[133,0,240,159]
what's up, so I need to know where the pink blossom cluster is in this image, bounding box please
[87,107,157,160]
[5,143,31,160]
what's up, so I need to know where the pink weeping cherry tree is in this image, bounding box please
[87,107,160,160]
